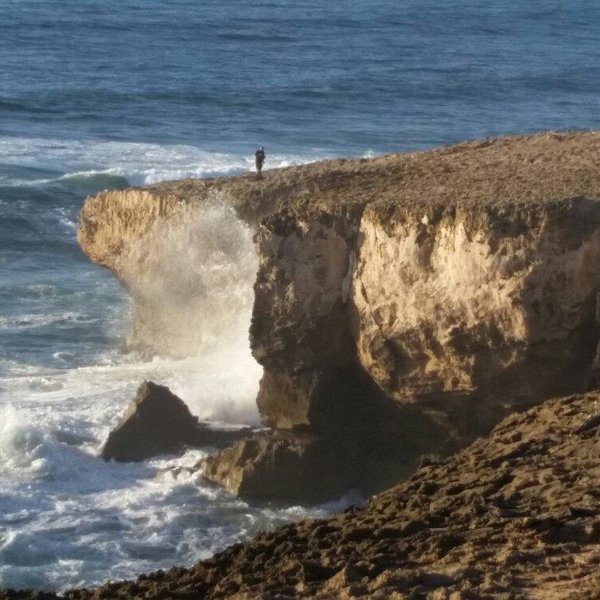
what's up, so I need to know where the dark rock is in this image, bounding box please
[101,381,250,462]
[218,361,451,503]
[201,404,432,504]
[573,413,600,437]
[201,431,352,504]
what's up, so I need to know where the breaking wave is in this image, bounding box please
[0,136,323,187]
[0,136,331,591]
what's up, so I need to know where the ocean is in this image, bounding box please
[1,0,599,590]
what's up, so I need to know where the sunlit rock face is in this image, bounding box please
[249,132,600,464]
[79,131,600,499]
[352,200,600,405]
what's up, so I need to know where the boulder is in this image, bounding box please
[201,419,423,504]
[102,381,250,462]
[201,432,348,504]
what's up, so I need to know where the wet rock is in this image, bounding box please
[200,401,430,504]
[101,381,250,462]
[201,431,350,504]
[217,362,447,503]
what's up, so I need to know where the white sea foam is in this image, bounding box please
[0,193,297,589]
[0,394,344,591]
[55,207,78,231]
[0,135,355,591]
[0,136,324,187]
[0,405,49,473]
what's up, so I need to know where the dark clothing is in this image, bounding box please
[255,148,266,174]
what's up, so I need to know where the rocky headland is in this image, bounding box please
[78,131,600,502]
[5,130,600,598]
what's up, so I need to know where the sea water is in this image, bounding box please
[1,0,600,590]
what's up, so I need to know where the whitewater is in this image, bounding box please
[0,136,348,591]
[3,0,600,590]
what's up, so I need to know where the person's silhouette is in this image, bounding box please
[255,146,266,177]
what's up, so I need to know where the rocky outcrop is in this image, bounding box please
[250,133,600,473]
[102,381,250,461]
[76,168,356,357]
[79,131,600,499]
[201,421,426,504]
[202,432,341,504]
[353,200,600,403]
[77,188,259,357]
[12,390,600,599]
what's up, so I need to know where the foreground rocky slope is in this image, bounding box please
[6,390,600,599]
[79,131,600,499]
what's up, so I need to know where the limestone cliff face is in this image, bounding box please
[247,132,600,458]
[251,207,364,429]
[251,202,600,439]
[353,201,600,404]
[79,132,600,490]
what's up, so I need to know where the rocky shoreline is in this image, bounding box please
[5,391,600,598]
[6,131,600,597]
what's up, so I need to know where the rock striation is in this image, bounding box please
[78,131,600,499]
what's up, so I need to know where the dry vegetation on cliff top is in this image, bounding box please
[144,131,600,218]
[5,391,600,599]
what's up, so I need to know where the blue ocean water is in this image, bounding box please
[1,0,600,591]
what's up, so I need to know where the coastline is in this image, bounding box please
[4,391,600,598]
[78,130,600,501]
[6,131,600,596]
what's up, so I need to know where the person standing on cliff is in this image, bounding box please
[255,146,266,178]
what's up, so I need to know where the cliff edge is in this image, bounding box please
[78,131,600,497]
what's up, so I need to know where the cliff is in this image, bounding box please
[78,131,600,496]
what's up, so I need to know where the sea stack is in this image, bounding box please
[102,381,252,461]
